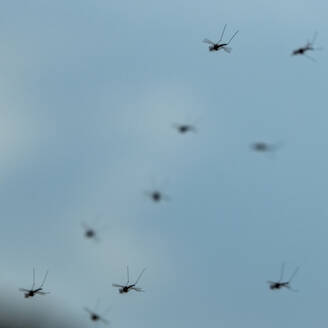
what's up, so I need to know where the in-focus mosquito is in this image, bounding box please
[267,263,300,291]
[173,123,197,134]
[112,266,146,294]
[19,268,49,298]
[84,300,111,325]
[292,32,322,62]
[203,24,239,53]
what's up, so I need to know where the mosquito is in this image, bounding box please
[173,123,197,134]
[81,218,108,242]
[267,263,300,291]
[112,266,146,294]
[292,32,322,62]
[19,268,50,298]
[144,189,170,203]
[203,24,239,53]
[84,300,111,325]
[250,141,283,153]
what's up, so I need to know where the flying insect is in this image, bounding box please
[292,32,322,61]
[112,267,146,294]
[203,24,239,53]
[267,263,300,291]
[19,269,49,298]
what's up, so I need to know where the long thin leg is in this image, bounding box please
[311,31,318,45]
[218,24,227,43]
[279,263,285,282]
[126,266,130,285]
[95,298,100,312]
[40,270,48,288]
[289,266,300,283]
[103,306,112,315]
[31,268,35,290]
[134,268,146,285]
[227,30,239,45]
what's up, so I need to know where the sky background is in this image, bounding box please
[0,0,328,327]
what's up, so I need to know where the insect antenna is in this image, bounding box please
[218,24,227,43]
[134,268,146,285]
[279,262,285,282]
[39,270,49,288]
[227,30,239,45]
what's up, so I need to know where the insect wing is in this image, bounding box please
[36,291,49,295]
[19,288,30,292]
[112,283,124,288]
[99,317,110,325]
[84,307,94,315]
[203,38,215,45]
[223,46,232,53]
[131,287,144,292]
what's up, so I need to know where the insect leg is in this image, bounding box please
[227,30,239,44]
[218,24,227,43]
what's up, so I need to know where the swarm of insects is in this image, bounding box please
[19,268,50,298]
[84,300,111,325]
[267,263,300,292]
[112,266,146,294]
[292,32,322,62]
[203,24,239,53]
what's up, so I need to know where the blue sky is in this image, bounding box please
[0,0,328,327]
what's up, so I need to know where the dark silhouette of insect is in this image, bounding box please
[173,123,197,134]
[292,32,322,62]
[84,300,111,325]
[267,263,300,291]
[19,268,49,298]
[112,266,146,294]
[250,141,283,154]
[144,190,170,203]
[203,24,239,53]
[81,218,108,242]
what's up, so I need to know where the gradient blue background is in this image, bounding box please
[0,0,327,327]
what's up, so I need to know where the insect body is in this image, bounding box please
[112,266,146,294]
[267,263,300,291]
[173,124,197,134]
[84,302,110,325]
[145,190,170,203]
[81,218,108,242]
[203,24,239,53]
[292,32,321,61]
[19,269,49,298]
[250,142,283,153]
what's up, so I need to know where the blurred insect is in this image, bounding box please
[203,24,239,53]
[173,123,197,134]
[267,263,300,291]
[292,32,322,62]
[19,268,49,298]
[112,266,146,294]
[84,300,111,325]
[250,141,283,154]
[144,189,170,203]
[81,217,108,242]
